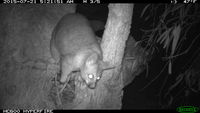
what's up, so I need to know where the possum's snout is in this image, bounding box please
[87,82,96,89]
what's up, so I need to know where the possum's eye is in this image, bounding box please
[96,76,100,80]
[88,74,94,79]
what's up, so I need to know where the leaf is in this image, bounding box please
[144,16,150,21]
[168,95,173,106]
[157,28,173,48]
[165,29,173,51]
[185,70,192,88]
[180,7,184,21]
[168,73,184,92]
[163,36,169,49]
[170,4,185,13]
[185,4,192,16]
[157,30,167,44]
[171,25,181,55]
[140,28,157,33]
[141,4,151,18]
[168,60,172,74]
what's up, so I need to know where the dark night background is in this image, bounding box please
[77,4,200,109]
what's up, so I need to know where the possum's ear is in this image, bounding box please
[100,61,115,70]
[96,36,102,43]
[86,53,98,65]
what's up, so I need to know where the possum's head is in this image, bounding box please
[81,53,113,89]
[81,53,101,89]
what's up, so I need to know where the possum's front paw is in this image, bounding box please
[75,81,86,89]
[75,75,87,89]
[57,76,74,93]
[57,72,70,85]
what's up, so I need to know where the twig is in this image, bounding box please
[139,61,169,91]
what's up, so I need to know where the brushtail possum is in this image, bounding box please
[50,13,111,89]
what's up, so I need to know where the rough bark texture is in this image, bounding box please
[89,4,134,109]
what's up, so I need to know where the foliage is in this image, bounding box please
[140,4,200,108]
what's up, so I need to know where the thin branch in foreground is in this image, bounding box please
[139,61,169,91]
